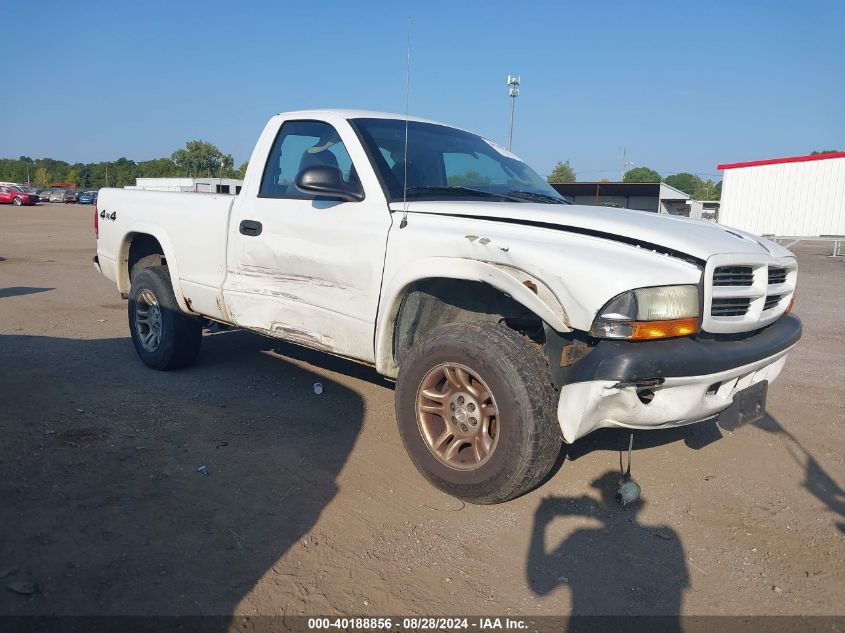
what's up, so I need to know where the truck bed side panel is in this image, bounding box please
[96,188,235,318]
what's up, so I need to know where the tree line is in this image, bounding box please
[0,140,248,189]
[546,161,721,200]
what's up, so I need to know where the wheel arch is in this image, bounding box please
[117,224,190,312]
[375,257,571,377]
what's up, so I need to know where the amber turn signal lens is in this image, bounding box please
[785,298,795,314]
[629,318,699,340]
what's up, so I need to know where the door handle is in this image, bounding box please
[239,220,263,236]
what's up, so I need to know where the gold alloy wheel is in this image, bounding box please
[415,362,499,470]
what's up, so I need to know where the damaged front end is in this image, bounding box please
[544,314,802,443]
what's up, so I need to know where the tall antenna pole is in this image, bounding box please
[400,16,412,229]
[507,75,520,150]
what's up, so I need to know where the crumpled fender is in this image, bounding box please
[374,256,570,376]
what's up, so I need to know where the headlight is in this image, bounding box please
[590,285,700,340]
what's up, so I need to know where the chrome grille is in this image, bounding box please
[713,266,753,287]
[764,295,784,311]
[768,267,787,285]
[704,255,797,334]
[711,297,751,317]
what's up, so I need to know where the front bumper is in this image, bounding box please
[555,315,801,443]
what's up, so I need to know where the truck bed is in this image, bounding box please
[96,188,237,319]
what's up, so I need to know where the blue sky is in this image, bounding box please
[1,0,842,181]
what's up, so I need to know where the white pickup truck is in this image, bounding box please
[94,109,801,503]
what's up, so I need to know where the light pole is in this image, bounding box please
[620,147,634,181]
[507,75,520,151]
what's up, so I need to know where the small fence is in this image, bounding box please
[765,235,844,258]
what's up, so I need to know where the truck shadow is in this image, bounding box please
[0,329,364,623]
[526,472,689,628]
[201,326,391,389]
[544,419,725,485]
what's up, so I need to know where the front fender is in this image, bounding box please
[374,257,571,376]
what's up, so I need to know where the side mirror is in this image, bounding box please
[295,165,364,202]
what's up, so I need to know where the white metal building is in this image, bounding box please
[718,152,845,237]
[125,177,244,195]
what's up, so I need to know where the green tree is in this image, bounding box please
[172,140,234,177]
[663,172,704,196]
[623,167,661,182]
[236,161,249,179]
[76,163,93,188]
[693,179,721,201]
[547,161,576,183]
[811,149,840,155]
[107,157,138,188]
[138,158,180,178]
[35,167,50,188]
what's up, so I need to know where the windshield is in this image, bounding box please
[350,118,567,204]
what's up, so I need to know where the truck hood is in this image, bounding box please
[391,201,792,262]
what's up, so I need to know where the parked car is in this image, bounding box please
[49,189,66,203]
[64,190,80,203]
[38,189,53,202]
[0,184,39,205]
[77,190,98,205]
[94,109,801,504]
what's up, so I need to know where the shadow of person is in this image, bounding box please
[755,414,845,534]
[527,472,688,630]
[0,330,366,626]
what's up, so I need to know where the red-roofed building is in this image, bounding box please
[717,152,845,237]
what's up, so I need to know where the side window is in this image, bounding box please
[259,120,356,199]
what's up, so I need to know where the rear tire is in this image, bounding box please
[130,254,164,282]
[395,322,561,504]
[128,266,202,370]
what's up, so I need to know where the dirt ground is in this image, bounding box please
[0,203,843,620]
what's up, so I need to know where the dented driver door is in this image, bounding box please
[222,117,391,363]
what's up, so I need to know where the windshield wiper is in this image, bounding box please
[505,190,569,204]
[405,186,522,202]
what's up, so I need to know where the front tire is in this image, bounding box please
[395,322,561,504]
[12,197,21,206]
[128,266,202,370]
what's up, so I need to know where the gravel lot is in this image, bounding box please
[1,203,843,619]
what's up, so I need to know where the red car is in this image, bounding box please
[0,185,39,206]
